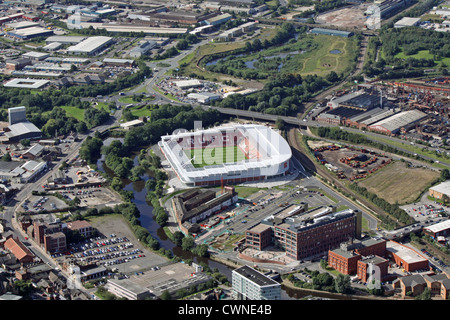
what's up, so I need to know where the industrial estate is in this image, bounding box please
[0,0,448,308]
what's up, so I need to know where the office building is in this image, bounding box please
[232,265,281,300]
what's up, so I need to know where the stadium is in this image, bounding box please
[158,124,292,187]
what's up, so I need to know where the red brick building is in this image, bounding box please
[245,224,272,251]
[386,241,429,272]
[4,238,34,264]
[328,248,361,275]
[65,220,94,238]
[357,255,389,283]
[327,238,387,279]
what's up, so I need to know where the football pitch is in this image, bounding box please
[185,146,248,168]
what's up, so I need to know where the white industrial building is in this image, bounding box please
[394,17,421,28]
[369,109,427,134]
[73,23,188,35]
[0,159,47,183]
[3,79,50,89]
[45,35,87,44]
[174,79,203,89]
[129,40,158,58]
[187,92,221,104]
[67,36,113,55]
[0,106,42,143]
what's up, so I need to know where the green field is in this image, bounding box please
[60,106,84,122]
[186,146,248,168]
[390,49,450,67]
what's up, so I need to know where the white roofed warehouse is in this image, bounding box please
[429,181,450,203]
[158,124,292,187]
[368,109,427,135]
[67,36,113,56]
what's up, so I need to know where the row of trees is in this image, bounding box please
[212,72,339,116]
[348,182,414,225]
[285,268,352,294]
[314,126,448,164]
[121,104,222,151]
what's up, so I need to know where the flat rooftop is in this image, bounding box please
[424,219,450,234]
[233,265,280,287]
[3,78,50,89]
[386,241,428,265]
[429,181,450,197]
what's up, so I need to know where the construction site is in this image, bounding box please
[315,4,371,29]
[308,142,392,181]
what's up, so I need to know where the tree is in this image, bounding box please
[176,39,189,50]
[2,153,11,162]
[181,236,195,251]
[440,169,449,182]
[335,274,351,294]
[275,118,286,131]
[173,231,185,247]
[415,287,431,300]
[20,138,31,147]
[160,290,172,300]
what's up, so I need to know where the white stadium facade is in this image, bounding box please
[159,124,292,187]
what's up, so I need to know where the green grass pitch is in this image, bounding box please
[185,146,248,168]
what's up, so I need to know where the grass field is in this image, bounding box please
[190,33,357,82]
[388,48,450,67]
[129,105,152,118]
[357,161,440,204]
[186,146,248,168]
[296,35,357,77]
[60,106,84,122]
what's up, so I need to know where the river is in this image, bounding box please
[97,142,236,279]
[96,139,307,299]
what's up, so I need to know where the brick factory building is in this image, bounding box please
[327,238,387,277]
[171,186,238,235]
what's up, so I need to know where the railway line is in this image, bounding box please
[286,126,391,229]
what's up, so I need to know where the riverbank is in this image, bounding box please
[282,279,390,301]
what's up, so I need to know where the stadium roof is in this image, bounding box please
[159,124,291,184]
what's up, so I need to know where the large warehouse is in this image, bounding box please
[67,36,113,55]
[0,106,42,143]
[159,124,292,187]
[368,109,427,135]
[7,26,54,40]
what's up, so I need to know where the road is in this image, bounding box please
[1,110,121,298]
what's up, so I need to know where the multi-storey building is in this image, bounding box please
[232,265,281,300]
[244,206,362,260]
